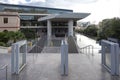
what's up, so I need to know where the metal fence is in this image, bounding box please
[79,45,94,56]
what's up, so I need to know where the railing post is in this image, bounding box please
[11,44,15,74]
[92,46,94,56]
[16,44,19,74]
[89,46,90,54]
[86,47,87,54]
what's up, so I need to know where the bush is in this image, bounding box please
[0,31,25,47]
[0,42,6,46]
[74,28,84,34]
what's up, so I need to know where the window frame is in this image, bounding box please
[3,17,8,24]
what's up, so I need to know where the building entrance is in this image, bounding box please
[52,28,68,37]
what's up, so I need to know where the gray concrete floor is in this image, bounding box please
[41,47,60,53]
[0,33,120,80]
[0,53,120,80]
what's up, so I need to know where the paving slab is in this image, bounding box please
[0,53,120,80]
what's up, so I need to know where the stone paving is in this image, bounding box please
[0,34,120,80]
[0,53,120,80]
[41,47,60,53]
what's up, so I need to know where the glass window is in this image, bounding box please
[0,4,72,13]
[3,18,8,24]
[0,5,4,11]
[104,45,111,69]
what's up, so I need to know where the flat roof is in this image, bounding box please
[0,3,73,12]
[19,13,50,16]
[0,12,19,17]
[38,13,90,21]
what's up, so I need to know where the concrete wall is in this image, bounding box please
[0,14,20,32]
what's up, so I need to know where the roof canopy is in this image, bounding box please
[38,13,90,22]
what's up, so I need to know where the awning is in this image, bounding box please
[38,13,90,22]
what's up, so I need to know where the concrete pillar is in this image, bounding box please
[68,20,73,36]
[47,20,52,38]
[47,20,52,46]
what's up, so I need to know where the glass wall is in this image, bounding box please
[20,15,47,26]
[0,3,73,14]
[0,3,73,26]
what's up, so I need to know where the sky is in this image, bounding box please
[0,0,120,24]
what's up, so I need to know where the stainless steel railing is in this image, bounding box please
[79,45,94,56]
[36,45,45,53]
[0,64,8,80]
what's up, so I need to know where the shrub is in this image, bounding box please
[0,42,6,46]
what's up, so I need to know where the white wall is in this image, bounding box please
[0,16,20,32]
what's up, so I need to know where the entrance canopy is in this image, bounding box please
[38,13,90,21]
[38,13,90,37]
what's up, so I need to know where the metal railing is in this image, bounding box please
[79,45,94,56]
[11,40,27,74]
[34,45,43,53]
[0,64,8,80]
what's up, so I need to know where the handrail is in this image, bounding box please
[36,45,44,49]
[35,45,44,53]
[79,45,92,49]
[0,64,8,80]
[79,45,94,56]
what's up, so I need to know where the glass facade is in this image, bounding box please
[0,3,73,14]
[0,3,73,26]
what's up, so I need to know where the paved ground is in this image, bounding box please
[41,47,60,53]
[0,53,120,80]
[0,33,120,80]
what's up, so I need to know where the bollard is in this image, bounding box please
[61,40,68,76]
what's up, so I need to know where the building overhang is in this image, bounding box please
[0,12,19,17]
[38,13,90,22]
[19,13,50,16]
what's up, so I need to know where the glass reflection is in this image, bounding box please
[0,4,72,14]
[19,44,25,68]
[104,45,111,69]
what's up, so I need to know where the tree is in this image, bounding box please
[97,17,120,40]
[83,24,98,37]
[20,28,36,40]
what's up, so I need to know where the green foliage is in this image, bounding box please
[74,29,84,33]
[0,32,8,43]
[20,28,36,40]
[83,24,98,37]
[0,42,6,46]
[98,17,120,41]
[0,31,25,47]
[74,24,98,39]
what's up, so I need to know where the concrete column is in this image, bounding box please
[47,20,52,38]
[47,20,52,46]
[68,20,73,36]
